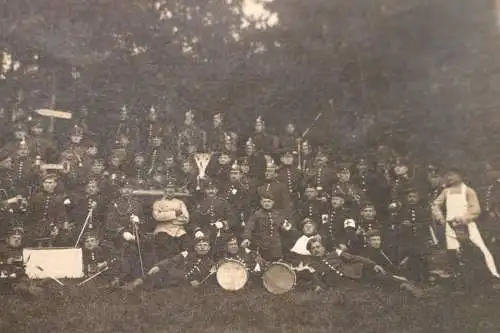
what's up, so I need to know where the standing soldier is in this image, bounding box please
[241,192,294,262]
[27,116,58,163]
[250,116,279,157]
[69,178,107,238]
[242,138,267,181]
[278,121,300,152]
[256,162,292,212]
[105,145,129,199]
[192,179,237,259]
[303,147,336,201]
[60,124,87,190]
[220,162,253,239]
[26,173,72,247]
[332,162,363,210]
[297,183,329,225]
[206,111,229,152]
[11,139,38,197]
[177,109,206,160]
[276,149,303,205]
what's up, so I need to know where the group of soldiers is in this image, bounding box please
[1,105,499,296]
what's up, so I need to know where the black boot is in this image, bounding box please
[447,250,466,292]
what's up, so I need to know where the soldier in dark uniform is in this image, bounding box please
[297,183,329,226]
[332,162,363,210]
[60,124,88,190]
[177,109,206,160]
[140,106,164,148]
[352,201,383,254]
[299,139,315,172]
[256,162,293,212]
[11,139,38,197]
[128,152,148,188]
[277,149,302,205]
[319,190,357,252]
[302,147,336,201]
[206,151,235,188]
[388,157,413,203]
[220,162,253,238]
[278,121,300,152]
[192,179,237,259]
[105,146,129,199]
[397,188,432,282]
[241,192,295,262]
[27,116,58,163]
[242,138,267,181]
[250,116,278,156]
[352,156,389,213]
[206,111,229,152]
[145,135,168,182]
[26,173,72,247]
[104,185,145,286]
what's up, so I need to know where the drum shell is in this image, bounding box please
[216,259,249,291]
[262,262,296,295]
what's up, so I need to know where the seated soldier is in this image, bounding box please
[0,226,42,296]
[306,237,424,298]
[125,236,215,291]
[362,229,399,276]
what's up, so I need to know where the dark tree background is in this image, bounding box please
[1,0,499,171]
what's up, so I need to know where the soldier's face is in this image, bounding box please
[213,114,222,127]
[264,169,276,180]
[368,236,382,249]
[194,242,211,256]
[111,156,122,167]
[17,147,29,157]
[187,145,197,154]
[227,240,239,255]
[260,198,274,210]
[407,193,419,205]
[43,179,57,193]
[330,196,344,208]
[165,186,176,198]
[315,156,327,166]
[445,172,462,187]
[394,164,408,176]
[304,188,317,200]
[151,137,162,147]
[218,154,230,165]
[337,170,350,182]
[185,112,194,125]
[86,182,99,195]
[309,241,326,257]
[134,156,145,166]
[280,155,294,165]
[164,157,174,167]
[71,135,82,144]
[302,143,310,155]
[229,170,242,182]
[245,145,255,155]
[148,112,157,122]
[32,125,43,135]
[14,131,26,140]
[357,160,368,173]
[286,124,295,134]
[255,122,264,133]
[87,146,98,156]
[181,162,193,173]
[84,237,99,250]
[361,207,376,220]
[429,175,442,188]
[7,234,22,248]
[205,186,218,197]
[119,135,130,147]
[92,162,104,174]
[240,164,250,174]
[302,222,316,236]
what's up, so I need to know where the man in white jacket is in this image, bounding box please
[432,169,500,288]
[152,179,190,260]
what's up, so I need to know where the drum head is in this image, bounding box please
[262,262,296,295]
[216,261,248,291]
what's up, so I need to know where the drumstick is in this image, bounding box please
[74,208,94,248]
[78,267,109,286]
[35,265,65,286]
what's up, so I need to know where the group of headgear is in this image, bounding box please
[1,105,499,297]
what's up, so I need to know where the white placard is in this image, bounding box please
[23,248,84,279]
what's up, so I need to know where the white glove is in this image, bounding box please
[281,220,292,231]
[194,231,204,239]
[64,198,71,205]
[130,215,140,224]
[148,266,160,276]
[241,239,251,248]
[214,221,224,229]
[181,251,189,258]
[123,232,135,241]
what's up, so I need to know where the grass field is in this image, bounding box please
[1,277,499,333]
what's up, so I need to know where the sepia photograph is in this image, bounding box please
[1,1,500,332]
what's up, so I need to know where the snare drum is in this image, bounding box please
[23,247,84,279]
[262,262,296,295]
[216,259,249,291]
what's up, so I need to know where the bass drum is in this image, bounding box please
[262,262,296,295]
[216,259,249,291]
